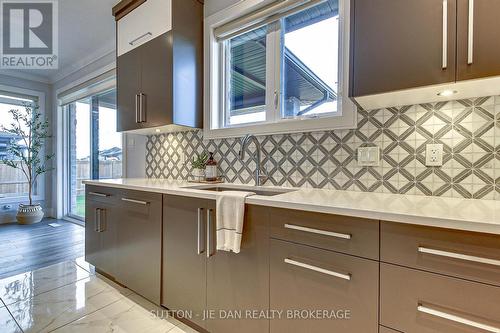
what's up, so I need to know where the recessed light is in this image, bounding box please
[155,129,161,133]
[437,89,458,97]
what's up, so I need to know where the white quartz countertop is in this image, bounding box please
[83,178,500,235]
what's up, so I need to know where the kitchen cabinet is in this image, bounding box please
[269,239,379,333]
[115,189,163,304]
[114,0,203,133]
[351,0,457,97]
[85,186,119,277]
[163,195,270,332]
[456,0,500,80]
[350,0,500,107]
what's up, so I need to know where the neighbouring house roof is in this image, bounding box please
[229,0,338,116]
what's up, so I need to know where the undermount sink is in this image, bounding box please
[188,185,296,197]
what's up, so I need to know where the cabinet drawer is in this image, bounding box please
[118,189,162,215]
[117,0,172,56]
[381,222,500,287]
[269,208,379,260]
[381,263,500,333]
[86,186,118,204]
[270,239,379,333]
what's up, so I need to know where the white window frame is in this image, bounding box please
[0,84,46,205]
[204,0,357,139]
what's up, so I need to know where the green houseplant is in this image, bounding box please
[191,152,208,181]
[1,103,53,224]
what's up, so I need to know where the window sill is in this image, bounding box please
[204,108,357,139]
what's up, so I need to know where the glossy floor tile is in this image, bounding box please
[0,305,22,333]
[0,261,90,306]
[52,293,178,333]
[8,274,132,332]
[0,260,198,333]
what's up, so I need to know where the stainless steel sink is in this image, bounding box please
[186,185,296,197]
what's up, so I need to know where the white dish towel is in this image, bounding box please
[216,191,255,253]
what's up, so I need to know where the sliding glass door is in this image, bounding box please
[66,88,122,220]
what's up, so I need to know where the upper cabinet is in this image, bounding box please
[113,0,203,133]
[350,0,500,109]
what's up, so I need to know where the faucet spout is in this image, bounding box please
[239,134,268,186]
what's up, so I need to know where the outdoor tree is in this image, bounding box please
[1,103,54,206]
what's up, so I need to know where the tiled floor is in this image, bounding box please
[0,259,198,333]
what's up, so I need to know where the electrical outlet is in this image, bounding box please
[357,147,380,167]
[425,144,443,166]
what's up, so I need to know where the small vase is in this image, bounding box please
[192,168,206,182]
[16,204,44,225]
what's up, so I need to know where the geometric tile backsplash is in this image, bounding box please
[146,96,500,200]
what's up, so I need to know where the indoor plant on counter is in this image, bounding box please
[191,152,208,181]
[1,103,53,224]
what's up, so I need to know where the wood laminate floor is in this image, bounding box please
[0,219,84,280]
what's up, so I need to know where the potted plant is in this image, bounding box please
[1,103,53,224]
[191,152,208,181]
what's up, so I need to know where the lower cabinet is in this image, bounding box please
[162,195,269,333]
[269,239,379,333]
[115,189,162,304]
[85,186,119,277]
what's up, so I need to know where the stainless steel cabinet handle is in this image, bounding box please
[417,305,500,333]
[206,209,214,258]
[98,209,106,233]
[89,192,109,198]
[284,224,351,240]
[135,94,140,123]
[197,208,205,255]
[121,198,149,205]
[94,208,100,232]
[129,32,152,46]
[467,0,474,64]
[139,93,146,123]
[284,258,351,281]
[418,247,500,267]
[442,0,448,69]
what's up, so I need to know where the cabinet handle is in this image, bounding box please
[284,224,351,240]
[418,247,500,267]
[129,32,152,46]
[98,209,106,232]
[284,258,351,281]
[94,208,100,232]
[121,198,149,205]
[206,209,214,258]
[139,93,146,123]
[442,0,448,69]
[197,208,205,255]
[135,94,140,123]
[467,0,474,64]
[417,305,500,333]
[89,192,109,198]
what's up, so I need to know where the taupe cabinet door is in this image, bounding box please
[116,190,162,304]
[116,45,141,132]
[351,0,457,96]
[457,0,500,80]
[116,33,172,132]
[85,192,118,277]
[206,205,270,333]
[162,195,213,329]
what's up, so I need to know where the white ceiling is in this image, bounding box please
[0,0,117,84]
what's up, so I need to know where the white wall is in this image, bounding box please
[204,0,241,17]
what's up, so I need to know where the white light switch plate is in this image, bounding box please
[425,144,443,166]
[357,147,380,167]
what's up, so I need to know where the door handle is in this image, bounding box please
[88,192,109,198]
[121,197,149,205]
[139,93,146,123]
[135,94,140,123]
[284,224,351,240]
[98,209,106,233]
[206,209,214,258]
[94,208,100,232]
[467,0,474,64]
[418,247,500,267]
[197,208,205,255]
[442,0,448,69]
[284,258,351,281]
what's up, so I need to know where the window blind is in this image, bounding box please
[214,0,326,42]
[58,69,116,106]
